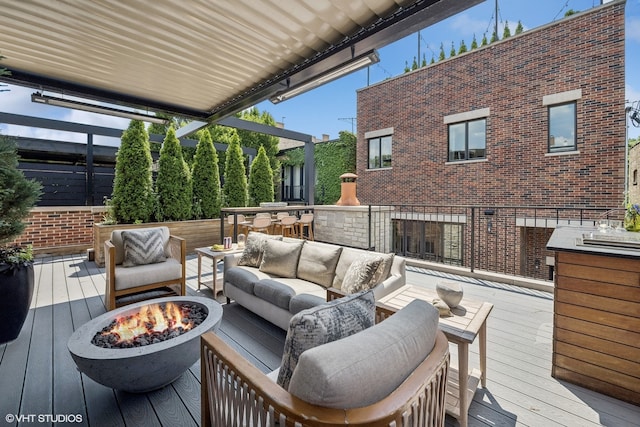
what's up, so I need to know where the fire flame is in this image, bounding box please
[103,302,192,344]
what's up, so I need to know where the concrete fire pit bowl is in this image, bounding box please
[68,296,222,393]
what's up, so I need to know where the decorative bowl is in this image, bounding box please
[436,281,463,308]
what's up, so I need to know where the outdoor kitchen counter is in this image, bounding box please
[546,225,640,407]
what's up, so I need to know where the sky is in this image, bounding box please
[1,0,639,146]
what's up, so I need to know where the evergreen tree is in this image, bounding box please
[236,108,280,180]
[449,42,456,58]
[248,146,274,206]
[458,40,468,54]
[156,126,192,221]
[222,129,248,207]
[421,54,427,67]
[411,56,418,70]
[503,21,511,39]
[0,135,42,243]
[471,34,478,50]
[404,60,410,73]
[438,43,446,61]
[490,30,498,43]
[111,120,155,224]
[430,55,435,64]
[481,33,489,46]
[191,129,221,219]
[515,20,524,35]
[564,9,577,17]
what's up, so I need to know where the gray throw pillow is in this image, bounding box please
[238,232,282,267]
[276,290,375,390]
[296,242,342,288]
[121,228,167,267]
[259,239,304,278]
[341,256,383,294]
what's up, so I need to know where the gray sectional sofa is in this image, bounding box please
[223,232,406,329]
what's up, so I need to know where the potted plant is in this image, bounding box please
[0,135,42,344]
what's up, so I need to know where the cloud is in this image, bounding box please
[449,14,491,38]
[627,17,640,44]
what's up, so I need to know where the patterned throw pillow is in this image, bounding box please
[276,290,375,390]
[370,253,395,285]
[341,256,383,294]
[121,228,167,267]
[238,232,282,267]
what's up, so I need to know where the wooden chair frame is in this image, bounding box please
[201,301,449,426]
[104,234,186,311]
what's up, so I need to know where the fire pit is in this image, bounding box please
[68,296,222,393]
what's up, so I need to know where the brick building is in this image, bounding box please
[356,1,625,278]
[357,1,625,207]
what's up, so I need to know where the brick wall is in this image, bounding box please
[11,207,105,255]
[357,2,625,208]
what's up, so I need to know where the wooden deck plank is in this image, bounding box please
[19,258,54,419]
[2,254,640,427]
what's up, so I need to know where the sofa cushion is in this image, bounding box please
[121,228,167,267]
[254,279,296,310]
[289,294,326,314]
[341,256,383,294]
[259,239,304,278]
[296,242,342,288]
[276,290,375,390]
[288,299,439,409]
[238,232,282,267]
[114,258,182,291]
[224,266,268,294]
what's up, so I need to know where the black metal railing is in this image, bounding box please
[366,205,622,281]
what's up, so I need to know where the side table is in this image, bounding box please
[195,246,243,295]
[378,284,493,427]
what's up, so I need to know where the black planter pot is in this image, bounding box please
[0,263,35,344]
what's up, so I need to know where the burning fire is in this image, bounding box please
[102,302,193,344]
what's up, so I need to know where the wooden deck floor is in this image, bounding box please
[0,253,638,427]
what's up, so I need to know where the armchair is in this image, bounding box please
[104,226,186,311]
[201,298,449,426]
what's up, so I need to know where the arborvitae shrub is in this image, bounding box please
[248,146,274,206]
[192,129,221,218]
[222,129,247,207]
[111,120,155,224]
[156,126,192,221]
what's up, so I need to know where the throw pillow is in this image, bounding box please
[238,232,282,267]
[370,253,395,285]
[341,256,383,294]
[121,228,167,267]
[276,290,375,390]
[259,239,304,278]
[295,242,342,288]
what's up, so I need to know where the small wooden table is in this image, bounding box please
[195,246,243,295]
[378,285,493,427]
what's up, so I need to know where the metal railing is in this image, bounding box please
[365,205,622,281]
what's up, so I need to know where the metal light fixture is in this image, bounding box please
[31,93,168,124]
[269,50,380,104]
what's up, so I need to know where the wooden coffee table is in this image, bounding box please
[378,285,493,427]
[195,246,243,295]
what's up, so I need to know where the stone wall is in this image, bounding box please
[314,205,393,252]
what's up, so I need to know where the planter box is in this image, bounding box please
[93,219,222,267]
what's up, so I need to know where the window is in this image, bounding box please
[448,119,486,162]
[549,102,577,152]
[368,135,392,169]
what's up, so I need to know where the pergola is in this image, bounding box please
[0,0,483,203]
